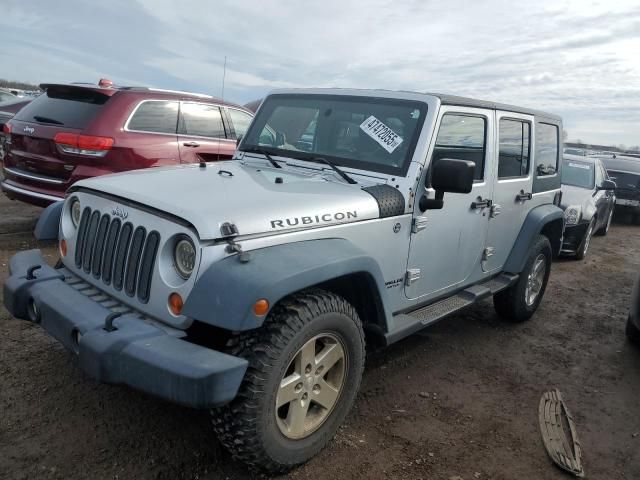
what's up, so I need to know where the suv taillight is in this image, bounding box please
[54,132,114,157]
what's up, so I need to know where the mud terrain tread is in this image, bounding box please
[494,234,552,322]
[211,289,364,473]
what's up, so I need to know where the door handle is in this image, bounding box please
[516,190,533,202]
[183,141,200,147]
[471,197,492,209]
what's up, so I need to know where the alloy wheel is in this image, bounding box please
[275,333,347,439]
[525,254,546,307]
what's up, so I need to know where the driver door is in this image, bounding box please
[405,106,495,301]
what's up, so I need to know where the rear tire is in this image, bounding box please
[494,235,552,322]
[211,289,365,474]
[626,314,640,345]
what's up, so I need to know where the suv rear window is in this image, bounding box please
[14,87,110,129]
[127,100,179,134]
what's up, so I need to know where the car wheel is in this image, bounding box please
[211,289,365,474]
[596,209,613,236]
[626,314,640,345]
[575,219,595,260]
[494,234,552,322]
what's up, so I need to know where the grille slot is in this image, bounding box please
[72,209,159,301]
[125,227,146,297]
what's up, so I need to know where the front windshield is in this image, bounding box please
[562,159,594,189]
[241,94,427,175]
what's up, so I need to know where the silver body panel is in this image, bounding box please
[61,88,562,330]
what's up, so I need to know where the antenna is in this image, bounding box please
[221,55,227,103]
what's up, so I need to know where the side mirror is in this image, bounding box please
[420,158,475,210]
[599,179,616,191]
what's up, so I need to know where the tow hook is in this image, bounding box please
[104,312,123,332]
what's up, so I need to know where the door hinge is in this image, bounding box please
[483,247,495,261]
[490,203,502,218]
[405,268,421,286]
[412,216,428,233]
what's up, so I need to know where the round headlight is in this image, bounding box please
[70,198,81,227]
[174,237,196,279]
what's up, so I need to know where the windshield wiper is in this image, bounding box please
[241,147,282,169]
[32,115,64,125]
[306,157,357,184]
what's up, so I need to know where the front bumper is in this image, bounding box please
[560,222,589,253]
[3,250,248,408]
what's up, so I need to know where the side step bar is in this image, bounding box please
[385,273,518,345]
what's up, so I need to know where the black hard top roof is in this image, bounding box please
[427,93,561,121]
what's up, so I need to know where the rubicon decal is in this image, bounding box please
[270,211,358,229]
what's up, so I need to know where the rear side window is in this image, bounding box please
[498,119,530,178]
[127,101,179,134]
[535,123,559,176]
[433,114,486,180]
[228,108,253,138]
[14,87,110,129]
[178,103,225,138]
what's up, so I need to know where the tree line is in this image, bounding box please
[0,79,40,91]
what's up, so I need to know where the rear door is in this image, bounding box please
[483,112,535,272]
[177,102,236,163]
[5,86,111,191]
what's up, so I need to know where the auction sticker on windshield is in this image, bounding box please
[568,162,591,169]
[360,115,404,153]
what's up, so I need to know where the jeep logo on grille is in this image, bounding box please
[23,126,35,134]
[112,206,129,220]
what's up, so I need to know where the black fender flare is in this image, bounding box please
[34,201,63,241]
[182,238,391,331]
[503,204,564,273]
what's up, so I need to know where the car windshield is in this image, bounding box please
[241,94,427,175]
[562,159,594,189]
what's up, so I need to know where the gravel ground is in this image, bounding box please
[1,191,639,480]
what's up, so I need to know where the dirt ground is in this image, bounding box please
[1,191,639,480]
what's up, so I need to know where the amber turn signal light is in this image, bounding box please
[59,238,67,257]
[168,292,184,316]
[253,299,269,316]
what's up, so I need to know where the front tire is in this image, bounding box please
[211,290,365,474]
[575,218,595,260]
[494,234,552,322]
[596,209,613,236]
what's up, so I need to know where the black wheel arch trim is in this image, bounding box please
[503,204,564,273]
[182,238,391,332]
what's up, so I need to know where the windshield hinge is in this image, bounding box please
[405,268,421,286]
[412,216,428,233]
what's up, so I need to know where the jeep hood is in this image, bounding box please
[73,162,388,239]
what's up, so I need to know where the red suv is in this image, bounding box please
[1,81,254,206]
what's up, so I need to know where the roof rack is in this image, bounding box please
[121,87,214,99]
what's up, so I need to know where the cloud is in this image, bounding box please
[1,0,640,145]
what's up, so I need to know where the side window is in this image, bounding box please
[498,119,530,178]
[535,123,559,176]
[179,103,226,138]
[228,108,254,138]
[127,101,179,134]
[433,114,486,181]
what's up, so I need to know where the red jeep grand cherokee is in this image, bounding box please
[1,80,254,206]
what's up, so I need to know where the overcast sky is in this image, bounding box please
[2,0,639,146]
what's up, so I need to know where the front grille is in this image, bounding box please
[608,170,640,200]
[74,207,160,303]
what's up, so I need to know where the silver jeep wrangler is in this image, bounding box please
[4,89,564,473]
